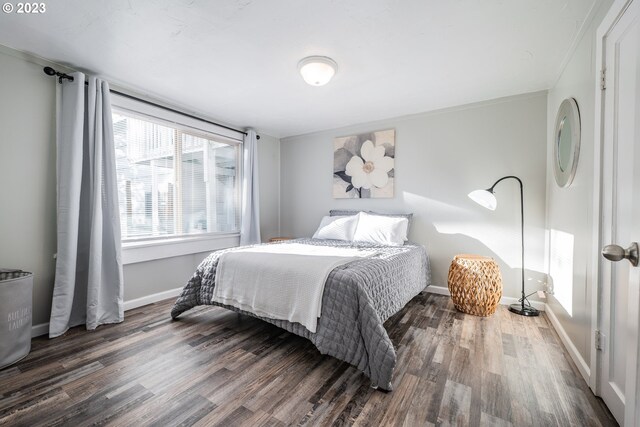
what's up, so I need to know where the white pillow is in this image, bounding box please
[353,212,409,246]
[312,215,359,241]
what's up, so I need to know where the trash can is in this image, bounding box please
[0,269,33,369]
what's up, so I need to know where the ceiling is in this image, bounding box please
[0,0,596,137]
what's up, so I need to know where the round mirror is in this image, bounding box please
[557,117,572,172]
[553,98,580,187]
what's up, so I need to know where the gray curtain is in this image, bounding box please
[49,73,124,338]
[240,129,261,245]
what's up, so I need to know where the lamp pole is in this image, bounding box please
[486,176,539,317]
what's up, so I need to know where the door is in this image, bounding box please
[598,1,640,425]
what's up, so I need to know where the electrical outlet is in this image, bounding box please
[543,278,555,295]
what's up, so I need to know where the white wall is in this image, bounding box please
[122,251,211,301]
[258,133,281,241]
[0,46,281,327]
[0,48,57,328]
[280,92,548,299]
[545,0,614,377]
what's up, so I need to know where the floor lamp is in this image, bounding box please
[468,175,539,317]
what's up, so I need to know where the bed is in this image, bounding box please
[171,237,429,391]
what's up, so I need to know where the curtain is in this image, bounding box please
[240,129,261,245]
[49,73,124,338]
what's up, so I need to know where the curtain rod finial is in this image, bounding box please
[43,66,74,83]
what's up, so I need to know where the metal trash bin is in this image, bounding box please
[0,269,33,369]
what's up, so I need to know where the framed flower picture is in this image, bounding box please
[333,129,395,198]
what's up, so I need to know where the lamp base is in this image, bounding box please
[508,303,540,317]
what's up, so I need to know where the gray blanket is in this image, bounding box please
[170,238,430,390]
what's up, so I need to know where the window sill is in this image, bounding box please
[122,233,240,265]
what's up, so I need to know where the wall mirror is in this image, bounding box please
[553,98,581,188]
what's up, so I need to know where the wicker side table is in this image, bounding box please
[447,254,503,317]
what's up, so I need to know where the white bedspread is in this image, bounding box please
[212,243,375,333]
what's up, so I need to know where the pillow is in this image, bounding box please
[329,209,413,233]
[353,212,409,246]
[312,215,359,241]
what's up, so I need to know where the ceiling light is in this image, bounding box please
[298,56,337,86]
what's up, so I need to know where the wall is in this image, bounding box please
[257,133,281,241]
[122,251,211,302]
[280,92,548,300]
[0,46,281,328]
[0,48,57,329]
[544,0,614,379]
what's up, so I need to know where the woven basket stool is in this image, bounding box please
[447,254,503,317]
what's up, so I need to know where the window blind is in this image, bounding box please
[112,110,241,241]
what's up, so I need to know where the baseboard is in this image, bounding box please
[31,322,50,338]
[31,286,184,338]
[426,285,546,311]
[425,285,450,296]
[500,295,545,311]
[122,287,183,311]
[544,302,591,382]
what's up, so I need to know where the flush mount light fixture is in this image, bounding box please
[298,56,338,86]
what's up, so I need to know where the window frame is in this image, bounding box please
[110,94,244,264]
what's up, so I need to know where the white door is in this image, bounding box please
[598,1,640,425]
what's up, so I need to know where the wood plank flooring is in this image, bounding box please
[0,293,617,426]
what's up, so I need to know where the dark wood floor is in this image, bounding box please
[0,293,616,426]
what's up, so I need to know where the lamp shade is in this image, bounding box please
[468,189,497,210]
[298,56,337,86]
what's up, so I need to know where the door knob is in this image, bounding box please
[602,242,639,266]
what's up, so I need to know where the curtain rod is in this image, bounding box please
[43,66,259,140]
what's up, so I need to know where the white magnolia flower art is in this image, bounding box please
[345,140,394,189]
[333,129,395,198]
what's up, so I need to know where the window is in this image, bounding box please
[112,107,241,242]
